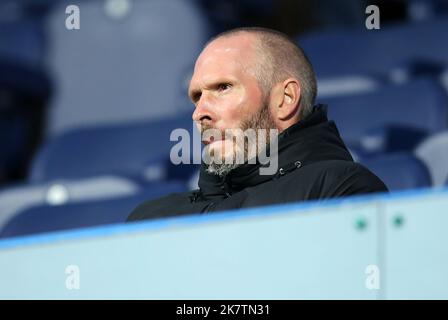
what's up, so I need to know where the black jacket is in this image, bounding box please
[127,105,388,222]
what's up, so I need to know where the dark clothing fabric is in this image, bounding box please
[127,105,388,222]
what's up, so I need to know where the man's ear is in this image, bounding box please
[275,78,301,121]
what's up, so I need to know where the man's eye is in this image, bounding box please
[191,92,201,103]
[218,83,232,91]
[194,94,201,102]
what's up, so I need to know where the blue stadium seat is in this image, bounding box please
[0,112,198,232]
[415,131,448,187]
[299,16,448,79]
[0,175,142,230]
[29,112,197,183]
[352,125,428,158]
[0,181,186,239]
[44,0,211,136]
[408,0,448,21]
[360,152,432,191]
[443,68,448,92]
[315,75,381,99]
[0,17,44,68]
[323,78,448,154]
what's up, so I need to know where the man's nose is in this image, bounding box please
[192,95,213,123]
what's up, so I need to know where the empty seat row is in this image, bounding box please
[0,181,186,239]
[0,151,437,239]
[322,77,448,155]
[299,16,448,80]
[29,111,197,183]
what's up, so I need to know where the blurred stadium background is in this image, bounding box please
[0,0,448,239]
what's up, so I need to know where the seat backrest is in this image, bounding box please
[0,181,186,239]
[299,17,448,78]
[0,17,44,68]
[29,111,195,183]
[0,175,142,230]
[415,131,448,187]
[323,78,448,147]
[45,0,210,136]
[360,152,432,191]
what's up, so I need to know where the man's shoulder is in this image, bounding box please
[300,159,372,176]
[325,160,388,195]
[294,159,389,195]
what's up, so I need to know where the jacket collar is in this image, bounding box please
[197,104,353,198]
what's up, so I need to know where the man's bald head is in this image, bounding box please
[204,27,317,119]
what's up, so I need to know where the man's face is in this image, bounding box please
[189,34,276,173]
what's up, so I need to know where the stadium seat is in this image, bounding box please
[353,125,428,157]
[299,16,448,79]
[44,0,211,136]
[322,78,448,154]
[0,16,44,68]
[0,181,186,239]
[415,131,448,187]
[315,75,380,99]
[29,112,197,183]
[0,111,198,231]
[442,68,448,92]
[360,152,432,191]
[0,175,141,230]
[408,0,448,21]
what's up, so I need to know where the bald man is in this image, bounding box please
[127,27,387,222]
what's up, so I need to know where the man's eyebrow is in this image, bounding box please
[189,77,236,100]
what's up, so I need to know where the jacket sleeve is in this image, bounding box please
[126,192,210,222]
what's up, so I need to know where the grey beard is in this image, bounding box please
[203,98,276,178]
[205,162,241,177]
